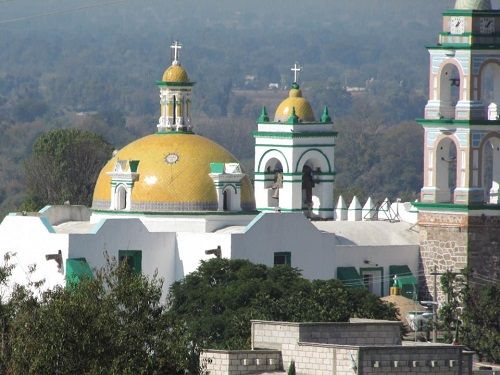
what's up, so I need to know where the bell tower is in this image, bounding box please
[416,0,500,299]
[253,64,336,220]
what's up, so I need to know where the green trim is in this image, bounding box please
[414,202,500,211]
[91,209,260,216]
[257,149,290,172]
[443,10,500,16]
[427,44,500,50]
[257,207,334,212]
[254,172,336,176]
[155,130,195,135]
[118,250,142,274]
[156,81,195,87]
[416,118,500,126]
[295,148,332,173]
[287,107,300,125]
[258,106,270,122]
[337,267,364,288]
[256,143,336,148]
[360,267,384,296]
[254,179,335,183]
[321,106,332,123]
[210,162,225,174]
[253,131,338,139]
[66,258,93,285]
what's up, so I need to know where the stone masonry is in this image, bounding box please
[419,210,500,301]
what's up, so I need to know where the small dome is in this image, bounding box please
[92,133,255,212]
[274,85,315,122]
[455,0,491,9]
[162,64,189,83]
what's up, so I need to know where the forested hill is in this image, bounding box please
[0,0,483,215]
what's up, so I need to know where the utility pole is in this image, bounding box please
[432,266,438,343]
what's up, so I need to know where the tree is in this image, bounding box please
[167,258,398,373]
[439,269,500,364]
[5,257,183,375]
[23,128,114,210]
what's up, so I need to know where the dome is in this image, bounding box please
[455,0,491,9]
[274,85,315,122]
[92,133,255,212]
[162,64,189,83]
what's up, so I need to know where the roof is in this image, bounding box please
[162,64,189,83]
[92,133,255,213]
[312,221,419,246]
[274,86,315,122]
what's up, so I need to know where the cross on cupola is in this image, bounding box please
[171,41,182,65]
[291,62,302,84]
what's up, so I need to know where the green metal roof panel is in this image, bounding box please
[337,267,364,288]
[389,265,418,286]
[66,258,93,284]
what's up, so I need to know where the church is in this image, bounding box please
[0,0,498,303]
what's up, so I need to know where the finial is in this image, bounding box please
[321,106,332,123]
[258,106,270,122]
[171,41,182,65]
[291,62,302,84]
[287,107,300,124]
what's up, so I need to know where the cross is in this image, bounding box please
[171,41,182,62]
[291,62,301,83]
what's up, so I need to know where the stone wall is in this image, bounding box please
[359,345,469,375]
[200,350,281,375]
[418,210,500,301]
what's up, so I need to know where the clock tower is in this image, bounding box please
[417,0,500,299]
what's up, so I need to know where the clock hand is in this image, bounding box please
[486,20,492,27]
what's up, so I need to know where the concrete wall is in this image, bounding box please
[40,205,91,226]
[359,345,467,375]
[200,350,281,375]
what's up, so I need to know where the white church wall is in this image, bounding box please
[40,205,91,226]
[0,215,68,292]
[176,232,233,278]
[68,218,177,298]
[230,213,339,280]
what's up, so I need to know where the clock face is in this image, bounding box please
[164,153,179,165]
[480,17,495,35]
[450,16,465,35]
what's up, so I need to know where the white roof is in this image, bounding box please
[313,221,419,246]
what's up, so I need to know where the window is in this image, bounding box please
[118,250,142,274]
[274,252,291,266]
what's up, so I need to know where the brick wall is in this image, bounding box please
[200,349,281,375]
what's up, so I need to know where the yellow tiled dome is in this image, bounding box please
[274,87,315,122]
[162,64,189,83]
[92,133,255,212]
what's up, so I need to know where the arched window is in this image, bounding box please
[223,189,230,211]
[439,63,461,119]
[480,62,500,120]
[482,137,500,204]
[265,158,283,207]
[115,185,127,210]
[435,138,458,203]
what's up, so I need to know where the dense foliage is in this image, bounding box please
[22,128,114,211]
[439,270,500,364]
[0,257,398,374]
[168,259,398,371]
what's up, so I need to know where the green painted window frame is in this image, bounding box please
[274,252,291,266]
[359,267,384,296]
[118,250,142,274]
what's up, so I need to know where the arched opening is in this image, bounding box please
[435,137,458,203]
[481,137,500,204]
[223,189,230,211]
[115,185,127,210]
[439,63,461,119]
[480,62,500,120]
[301,160,322,211]
[265,158,283,207]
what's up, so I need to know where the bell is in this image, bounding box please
[272,188,279,199]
